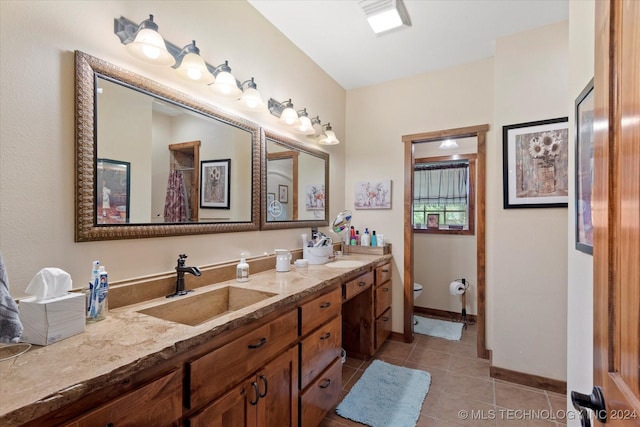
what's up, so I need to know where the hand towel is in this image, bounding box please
[0,252,23,343]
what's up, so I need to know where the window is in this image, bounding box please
[413,155,476,234]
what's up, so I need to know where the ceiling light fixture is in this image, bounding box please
[359,0,411,35]
[439,139,459,149]
[175,40,215,84]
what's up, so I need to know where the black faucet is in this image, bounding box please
[167,254,201,298]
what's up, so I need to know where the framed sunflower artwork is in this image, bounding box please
[502,117,569,209]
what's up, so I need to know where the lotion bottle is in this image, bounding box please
[237,253,249,282]
[361,228,371,246]
[371,231,378,247]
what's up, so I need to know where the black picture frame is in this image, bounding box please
[575,78,595,255]
[200,159,231,209]
[502,117,569,209]
[96,158,130,224]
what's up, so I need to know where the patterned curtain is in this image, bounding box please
[164,170,188,222]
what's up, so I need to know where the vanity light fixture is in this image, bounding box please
[115,14,176,66]
[268,98,300,126]
[318,123,340,145]
[310,116,324,137]
[294,109,315,135]
[210,61,242,97]
[238,78,267,112]
[359,0,412,35]
[175,40,215,84]
[439,139,459,149]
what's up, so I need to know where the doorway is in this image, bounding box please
[402,124,489,359]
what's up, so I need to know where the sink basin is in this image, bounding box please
[0,343,31,372]
[137,286,277,326]
[326,260,365,269]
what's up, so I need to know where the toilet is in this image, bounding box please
[413,283,423,325]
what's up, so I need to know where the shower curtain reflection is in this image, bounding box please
[164,170,189,222]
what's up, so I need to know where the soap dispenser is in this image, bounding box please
[236,253,249,282]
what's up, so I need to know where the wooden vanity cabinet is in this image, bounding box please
[63,369,182,427]
[186,309,298,425]
[188,346,298,427]
[298,286,342,427]
[374,262,393,351]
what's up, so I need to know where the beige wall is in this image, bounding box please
[346,57,495,333]
[567,1,595,423]
[0,1,346,297]
[490,21,569,381]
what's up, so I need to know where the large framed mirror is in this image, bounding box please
[261,130,329,230]
[74,51,261,241]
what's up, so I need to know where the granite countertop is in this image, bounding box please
[0,254,391,425]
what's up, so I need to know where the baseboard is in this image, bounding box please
[490,366,566,394]
[414,306,477,324]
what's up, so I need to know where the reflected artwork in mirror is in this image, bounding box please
[262,130,329,230]
[75,51,261,241]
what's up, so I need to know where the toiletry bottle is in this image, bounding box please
[355,230,360,245]
[361,228,370,246]
[88,264,108,322]
[377,233,385,247]
[85,261,99,320]
[237,253,249,282]
[350,226,356,246]
[371,230,378,247]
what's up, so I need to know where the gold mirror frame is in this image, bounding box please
[74,51,261,241]
[261,130,329,230]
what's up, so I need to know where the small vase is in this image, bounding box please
[536,163,556,193]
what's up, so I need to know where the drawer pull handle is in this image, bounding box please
[105,424,114,427]
[358,281,367,287]
[382,287,389,292]
[319,378,332,389]
[248,337,267,349]
[320,302,331,309]
[258,374,268,398]
[250,381,259,405]
[320,332,331,340]
[382,316,389,321]
[382,269,389,273]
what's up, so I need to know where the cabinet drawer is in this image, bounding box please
[343,271,373,301]
[65,369,182,427]
[375,307,392,350]
[300,315,342,390]
[375,262,392,285]
[300,287,342,336]
[375,281,392,317]
[300,357,342,427]
[187,309,297,410]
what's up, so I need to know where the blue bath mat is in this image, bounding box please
[336,359,431,427]
[414,316,463,340]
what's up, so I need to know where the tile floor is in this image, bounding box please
[321,321,568,427]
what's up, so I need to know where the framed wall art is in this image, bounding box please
[354,179,392,209]
[502,117,569,208]
[278,184,289,203]
[96,158,130,224]
[200,159,230,209]
[575,78,594,254]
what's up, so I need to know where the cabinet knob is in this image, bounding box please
[382,287,389,292]
[358,281,367,287]
[382,269,389,273]
[320,332,331,340]
[320,302,331,309]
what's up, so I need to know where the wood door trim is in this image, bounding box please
[402,124,489,359]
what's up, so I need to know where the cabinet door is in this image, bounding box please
[257,346,298,427]
[375,307,392,351]
[375,281,392,317]
[300,358,342,427]
[188,378,258,427]
[64,370,182,427]
[300,315,342,390]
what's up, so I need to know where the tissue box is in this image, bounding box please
[19,292,85,346]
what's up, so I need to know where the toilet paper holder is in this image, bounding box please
[449,278,470,329]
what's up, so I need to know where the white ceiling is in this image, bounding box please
[248,0,569,90]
